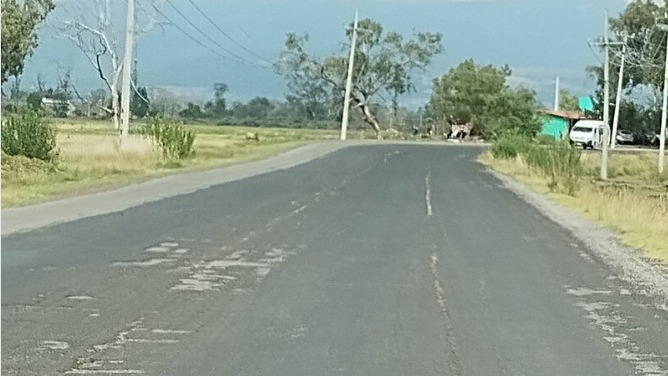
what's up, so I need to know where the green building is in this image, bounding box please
[540,110,585,140]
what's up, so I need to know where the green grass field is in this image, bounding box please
[1,119,340,207]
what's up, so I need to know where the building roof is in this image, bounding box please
[541,109,586,120]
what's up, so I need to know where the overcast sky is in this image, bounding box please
[20,0,630,108]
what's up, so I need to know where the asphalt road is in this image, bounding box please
[2,144,668,375]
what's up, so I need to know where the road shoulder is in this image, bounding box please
[488,169,668,312]
[1,142,347,236]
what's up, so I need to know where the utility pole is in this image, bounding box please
[601,12,611,180]
[340,10,359,141]
[611,36,627,150]
[120,0,135,140]
[554,76,560,111]
[660,24,668,174]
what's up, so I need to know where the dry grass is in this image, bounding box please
[580,152,668,184]
[2,119,339,207]
[480,152,668,263]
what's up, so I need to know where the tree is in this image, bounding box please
[608,0,666,89]
[586,1,667,133]
[131,86,150,118]
[427,59,541,138]
[147,87,182,118]
[275,18,442,138]
[179,102,203,120]
[90,88,109,112]
[203,83,229,118]
[62,0,161,129]
[1,0,55,84]
[559,88,581,112]
[212,82,228,115]
[230,97,275,119]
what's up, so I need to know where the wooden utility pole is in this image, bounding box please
[611,36,627,150]
[601,12,611,180]
[340,10,359,141]
[120,0,135,140]
[660,24,668,174]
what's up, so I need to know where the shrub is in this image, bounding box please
[141,117,196,160]
[534,134,558,145]
[490,133,532,159]
[525,141,582,195]
[1,109,58,162]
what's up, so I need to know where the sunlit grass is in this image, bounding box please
[480,152,668,263]
[2,119,339,207]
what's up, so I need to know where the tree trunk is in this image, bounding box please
[360,103,382,139]
[111,84,120,130]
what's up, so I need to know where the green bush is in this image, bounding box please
[525,141,582,195]
[141,117,196,160]
[1,109,58,162]
[534,134,558,145]
[490,133,532,159]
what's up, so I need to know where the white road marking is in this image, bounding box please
[66,295,95,300]
[425,172,433,217]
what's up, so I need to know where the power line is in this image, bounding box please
[145,0,266,68]
[184,0,272,65]
[160,0,261,66]
[588,40,604,65]
[238,24,259,46]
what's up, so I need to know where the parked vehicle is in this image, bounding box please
[569,120,609,150]
[616,129,634,145]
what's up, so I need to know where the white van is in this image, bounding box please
[569,120,610,150]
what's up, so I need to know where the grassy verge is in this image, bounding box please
[480,149,668,263]
[2,119,339,207]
